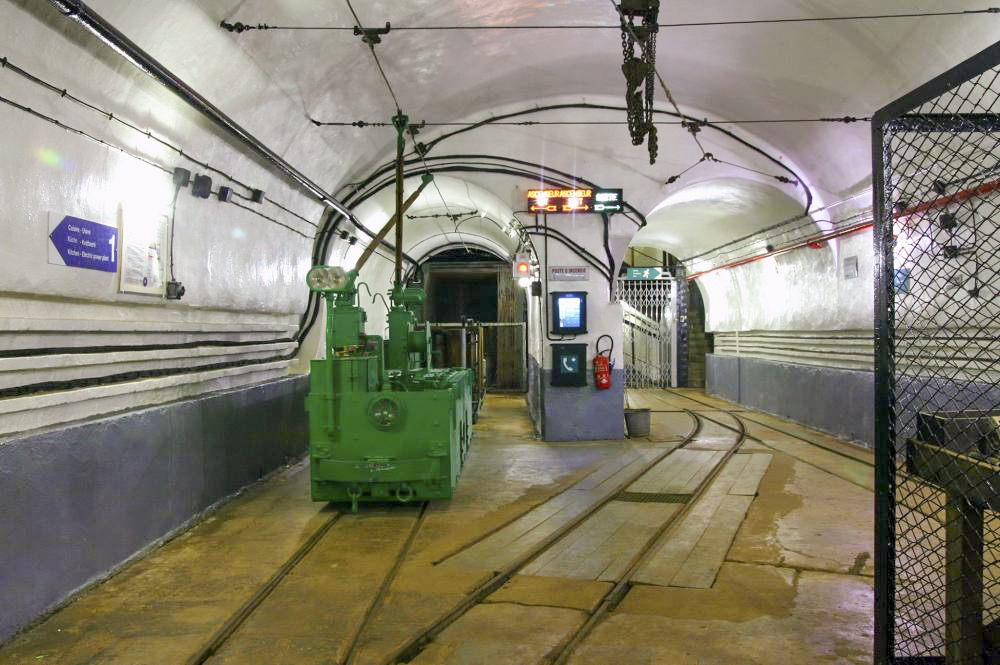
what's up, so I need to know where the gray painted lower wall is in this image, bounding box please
[540,368,626,441]
[525,353,626,442]
[0,374,310,643]
[706,354,874,447]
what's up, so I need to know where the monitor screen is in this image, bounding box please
[551,292,587,334]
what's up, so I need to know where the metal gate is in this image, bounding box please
[874,42,1000,664]
[429,321,527,392]
[614,277,675,388]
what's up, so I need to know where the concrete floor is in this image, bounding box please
[0,390,874,664]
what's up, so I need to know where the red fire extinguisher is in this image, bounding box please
[594,335,613,390]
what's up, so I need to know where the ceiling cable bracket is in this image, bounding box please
[354,22,390,45]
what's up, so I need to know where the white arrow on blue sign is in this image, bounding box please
[48,215,118,273]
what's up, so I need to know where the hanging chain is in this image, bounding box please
[620,1,660,164]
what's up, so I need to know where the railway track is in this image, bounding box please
[184,408,752,665]
[184,503,429,665]
[385,409,747,665]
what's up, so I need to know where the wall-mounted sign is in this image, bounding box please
[593,189,624,213]
[120,209,168,295]
[48,215,118,273]
[625,266,666,280]
[527,188,623,214]
[549,266,589,282]
[528,188,593,213]
[528,189,623,213]
[843,256,859,279]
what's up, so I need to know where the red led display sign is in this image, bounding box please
[527,188,593,213]
[527,188,623,213]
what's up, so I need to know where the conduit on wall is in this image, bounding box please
[46,0,355,220]
[687,176,1000,281]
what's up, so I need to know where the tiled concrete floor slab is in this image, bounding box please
[408,603,586,665]
[579,563,873,664]
[521,501,680,581]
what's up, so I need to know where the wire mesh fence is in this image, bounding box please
[874,41,1000,664]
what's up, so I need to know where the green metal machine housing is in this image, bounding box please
[305,266,474,511]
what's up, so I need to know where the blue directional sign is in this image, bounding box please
[626,267,664,280]
[49,215,118,273]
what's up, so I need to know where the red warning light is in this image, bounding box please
[513,253,532,278]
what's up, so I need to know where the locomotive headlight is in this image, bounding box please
[369,396,403,430]
[307,265,349,292]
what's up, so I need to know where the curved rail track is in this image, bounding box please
[184,408,752,665]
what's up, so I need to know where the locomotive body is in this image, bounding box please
[305,266,473,511]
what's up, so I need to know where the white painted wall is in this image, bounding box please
[1,1,322,315]
[695,229,874,333]
[0,1,330,436]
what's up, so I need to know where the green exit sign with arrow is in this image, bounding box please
[625,267,666,280]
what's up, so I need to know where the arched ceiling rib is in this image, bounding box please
[631,177,807,259]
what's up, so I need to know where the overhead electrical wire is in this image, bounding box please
[329,158,609,280]
[344,0,402,113]
[220,8,999,32]
[680,190,875,264]
[312,116,869,127]
[297,1,861,320]
[685,215,874,280]
[326,102,812,217]
[346,158,631,282]
[340,153,648,227]
[0,91,327,244]
[683,214,861,270]
[0,94,172,176]
[343,0,470,252]
[0,55,321,231]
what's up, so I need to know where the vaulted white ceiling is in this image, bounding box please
[82,0,1000,254]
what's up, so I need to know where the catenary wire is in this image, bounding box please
[220,8,999,31]
[343,0,468,251]
[311,116,870,127]
[0,55,320,229]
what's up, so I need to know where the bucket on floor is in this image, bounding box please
[624,408,651,437]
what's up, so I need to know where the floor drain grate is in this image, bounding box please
[615,492,691,504]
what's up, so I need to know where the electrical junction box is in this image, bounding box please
[191,174,212,199]
[551,344,587,386]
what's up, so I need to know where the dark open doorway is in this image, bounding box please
[418,249,527,393]
[687,280,711,389]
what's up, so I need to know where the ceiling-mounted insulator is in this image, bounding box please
[354,22,390,46]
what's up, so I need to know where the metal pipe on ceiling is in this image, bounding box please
[45,0,355,222]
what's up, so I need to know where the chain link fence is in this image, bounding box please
[874,41,1000,664]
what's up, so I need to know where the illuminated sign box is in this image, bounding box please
[528,188,592,213]
[527,188,623,214]
[593,188,624,213]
